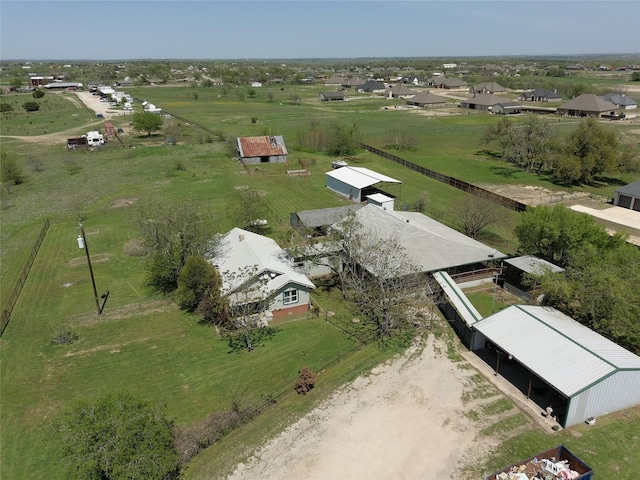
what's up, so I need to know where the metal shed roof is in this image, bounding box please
[347,205,506,273]
[295,205,364,228]
[432,271,483,327]
[325,166,401,190]
[475,305,640,397]
[504,255,564,274]
[237,135,287,158]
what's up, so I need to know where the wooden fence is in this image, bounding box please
[360,143,527,213]
[1,219,50,336]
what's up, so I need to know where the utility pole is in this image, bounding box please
[77,224,101,315]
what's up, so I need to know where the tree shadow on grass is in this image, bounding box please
[488,165,518,178]
[474,149,502,159]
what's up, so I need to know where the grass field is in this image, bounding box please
[1,81,639,479]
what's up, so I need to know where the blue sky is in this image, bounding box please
[1,1,639,60]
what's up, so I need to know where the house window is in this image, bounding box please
[283,289,298,305]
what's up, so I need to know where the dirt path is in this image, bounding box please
[0,91,128,145]
[227,336,493,480]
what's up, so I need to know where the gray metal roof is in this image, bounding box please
[475,305,640,397]
[463,93,506,106]
[616,180,640,197]
[326,166,401,190]
[347,205,507,273]
[213,228,315,296]
[504,255,564,274]
[432,271,483,327]
[295,204,364,228]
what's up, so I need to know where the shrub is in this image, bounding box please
[0,103,14,113]
[0,151,26,185]
[32,89,45,98]
[22,101,40,112]
[295,366,317,395]
[50,323,79,345]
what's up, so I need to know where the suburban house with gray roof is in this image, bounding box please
[236,135,288,164]
[602,93,637,111]
[460,93,513,112]
[471,82,507,94]
[557,94,621,118]
[357,79,386,94]
[518,88,562,102]
[213,227,315,319]
[406,91,447,108]
[385,84,417,99]
[613,180,640,211]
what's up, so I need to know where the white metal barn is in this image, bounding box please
[325,166,401,203]
[474,305,640,427]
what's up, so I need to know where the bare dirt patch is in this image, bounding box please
[109,197,139,208]
[227,336,503,480]
[480,184,597,206]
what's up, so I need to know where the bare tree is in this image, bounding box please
[385,129,419,151]
[222,265,274,352]
[453,194,502,239]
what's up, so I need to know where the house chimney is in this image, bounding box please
[239,234,244,242]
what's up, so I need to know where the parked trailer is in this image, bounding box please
[67,137,88,149]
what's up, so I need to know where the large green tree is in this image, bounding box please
[529,243,640,354]
[175,255,223,313]
[482,115,555,172]
[51,392,178,480]
[550,118,619,184]
[515,204,625,268]
[132,111,164,136]
[134,200,218,293]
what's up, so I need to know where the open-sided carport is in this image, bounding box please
[474,305,640,427]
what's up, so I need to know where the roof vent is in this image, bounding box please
[239,234,245,242]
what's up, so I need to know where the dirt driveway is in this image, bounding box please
[227,336,501,480]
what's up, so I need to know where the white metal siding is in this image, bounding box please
[566,370,640,427]
[326,177,361,202]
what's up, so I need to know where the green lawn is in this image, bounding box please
[1,80,639,479]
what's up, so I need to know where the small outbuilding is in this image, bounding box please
[325,166,401,203]
[613,180,640,211]
[474,305,640,428]
[318,91,345,101]
[501,255,564,300]
[236,135,288,164]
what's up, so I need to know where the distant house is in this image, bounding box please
[324,75,346,86]
[406,91,447,108]
[318,91,345,101]
[326,166,401,203]
[236,135,288,164]
[460,93,511,112]
[250,81,262,88]
[613,180,640,211]
[436,77,468,90]
[213,228,315,319]
[385,84,417,99]
[443,63,457,69]
[357,79,386,93]
[492,101,522,115]
[471,82,507,94]
[602,93,637,111]
[557,94,621,118]
[519,88,562,102]
[343,76,366,89]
